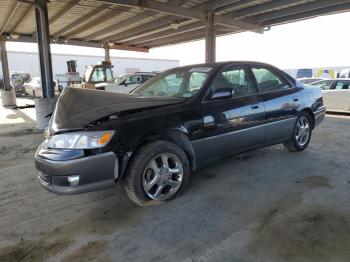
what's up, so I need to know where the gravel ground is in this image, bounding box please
[0,99,350,262]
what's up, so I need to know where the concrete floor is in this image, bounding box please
[0,96,350,262]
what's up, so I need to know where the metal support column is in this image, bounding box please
[35,0,54,98]
[0,41,11,91]
[34,0,56,130]
[104,44,110,62]
[1,40,16,107]
[205,12,216,63]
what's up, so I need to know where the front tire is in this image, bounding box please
[124,140,190,207]
[284,112,312,152]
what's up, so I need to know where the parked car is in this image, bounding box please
[11,72,31,96]
[24,77,61,97]
[297,78,323,85]
[310,79,333,90]
[322,79,350,113]
[35,62,325,206]
[95,72,156,93]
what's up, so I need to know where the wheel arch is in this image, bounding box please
[299,108,315,129]
[118,128,197,179]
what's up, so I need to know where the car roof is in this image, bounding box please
[168,61,286,71]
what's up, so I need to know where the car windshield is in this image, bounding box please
[133,67,211,98]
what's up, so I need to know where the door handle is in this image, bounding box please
[251,104,259,109]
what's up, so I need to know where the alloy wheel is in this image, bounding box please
[295,116,311,147]
[142,153,183,201]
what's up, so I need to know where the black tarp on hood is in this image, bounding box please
[50,88,184,131]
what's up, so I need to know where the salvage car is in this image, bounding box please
[35,62,326,206]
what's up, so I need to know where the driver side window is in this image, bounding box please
[211,67,256,97]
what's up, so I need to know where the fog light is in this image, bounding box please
[67,175,80,186]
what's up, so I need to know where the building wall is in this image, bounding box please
[4,51,179,79]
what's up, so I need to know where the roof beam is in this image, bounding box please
[0,2,21,35]
[146,29,236,49]
[4,34,148,52]
[83,10,157,41]
[229,0,302,18]
[8,4,33,33]
[63,8,130,39]
[103,0,263,43]
[261,1,350,26]
[109,43,149,52]
[102,16,181,42]
[122,21,205,45]
[203,0,242,12]
[251,0,350,22]
[49,0,81,25]
[136,27,207,47]
[97,0,262,31]
[53,4,110,37]
[31,0,81,37]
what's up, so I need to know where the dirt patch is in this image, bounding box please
[0,145,36,155]
[49,200,142,237]
[295,176,331,188]
[62,240,109,262]
[0,238,72,262]
[249,205,350,262]
[0,128,38,137]
[0,199,142,261]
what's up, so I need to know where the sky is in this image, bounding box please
[6,11,350,70]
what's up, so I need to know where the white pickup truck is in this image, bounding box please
[95,72,156,93]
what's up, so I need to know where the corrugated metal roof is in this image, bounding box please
[0,0,349,51]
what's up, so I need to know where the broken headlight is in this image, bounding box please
[47,131,114,149]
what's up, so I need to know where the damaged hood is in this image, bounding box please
[50,88,184,131]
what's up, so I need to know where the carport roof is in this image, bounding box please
[1,0,350,52]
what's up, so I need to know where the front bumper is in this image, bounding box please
[35,150,118,195]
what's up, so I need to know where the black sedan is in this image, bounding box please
[35,62,326,206]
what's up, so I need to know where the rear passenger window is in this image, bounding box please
[252,67,289,92]
[212,67,257,97]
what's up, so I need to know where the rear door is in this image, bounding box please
[250,65,302,145]
[201,64,265,160]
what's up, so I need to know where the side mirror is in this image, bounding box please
[210,87,233,100]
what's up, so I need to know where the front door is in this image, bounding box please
[201,65,265,160]
[250,66,302,144]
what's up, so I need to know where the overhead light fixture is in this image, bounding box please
[170,22,180,30]
[9,33,20,40]
[108,42,114,47]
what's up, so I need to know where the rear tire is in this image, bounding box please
[123,140,190,207]
[284,112,312,152]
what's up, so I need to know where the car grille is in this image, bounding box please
[36,170,50,185]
